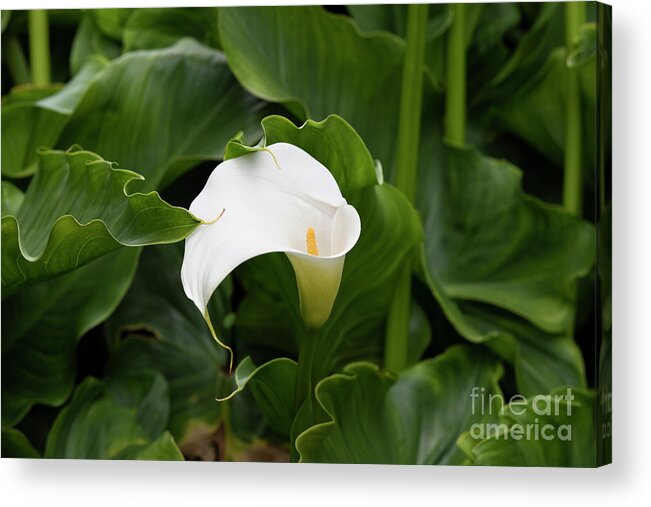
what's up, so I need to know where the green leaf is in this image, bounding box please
[417,144,592,395]
[462,388,596,467]
[1,428,40,458]
[2,248,140,427]
[219,6,409,179]
[1,148,199,294]
[221,356,297,437]
[91,8,134,41]
[70,14,122,74]
[230,115,422,380]
[45,377,183,460]
[406,299,432,367]
[1,11,10,33]
[494,44,596,178]
[106,370,170,440]
[60,39,268,191]
[350,3,503,91]
[124,8,221,52]
[421,144,594,334]
[296,346,503,464]
[1,181,24,217]
[478,3,564,104]
[1,59,106,178]
[105,244,230,445]
[129,432,184,461]
[225,115,378,192]
[424,265,586,397]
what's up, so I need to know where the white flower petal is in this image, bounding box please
[181,143,361,326]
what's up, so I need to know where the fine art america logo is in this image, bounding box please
[469,387,575,442]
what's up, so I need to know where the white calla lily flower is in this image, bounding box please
[181,142,361,364]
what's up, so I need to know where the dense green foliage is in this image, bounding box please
[1,4,607,466]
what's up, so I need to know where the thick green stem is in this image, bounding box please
[563,2,586,215]
[445,3,466,145]
[394,3,428,203]
[294,327,317,412]
[28,10,51,85]
[563,2,586,340]
[5,36,31,85]
[385,262,412,371]
[384,4,428,373]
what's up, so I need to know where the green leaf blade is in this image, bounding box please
[2,149,199,293]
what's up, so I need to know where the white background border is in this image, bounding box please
[1,0,649,504]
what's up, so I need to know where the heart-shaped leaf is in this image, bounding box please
[45,376,183,460]
[60,39,268,191]
[2,248,140,427]
[419,144,592,395]
[296,345,503,464]
[219,6,409,180]
[421,144,594,334]
[2,148,199,294]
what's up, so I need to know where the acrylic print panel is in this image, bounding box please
[0,2,611,466]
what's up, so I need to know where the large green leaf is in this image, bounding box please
[418,144,592,395]
[421,144,594,334]
[426,276,586,396]
[296,346,503,464]
[460,388,596,467]
[219,6,410,179]
[69,14,122,74]
[105,244,230,445]
[123,8,221,52]
[221,356,297,437]
[45,376,183,460]
[59,39,268,191]
[230,115,422,380]
[1,428,40,458]
[493,40,597,180]
[1,59,106,178]
[1,148,199,294]
[1,248,140,427]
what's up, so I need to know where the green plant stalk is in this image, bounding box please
[294,327,318,412]
[5,36,31,85]
[445,3,466,145]
[563,2,586,215]
[384,4,428,373]
[563,2,586,341]
[28,10,51,85]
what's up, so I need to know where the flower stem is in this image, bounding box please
[384,4,428,373]
[28,10,51,85]
[394,3,429,203]
[5,36,31,85]
[563,3,586,341]
[563,2,586,215]
[294,327,317,412]
[445,3,466,145]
